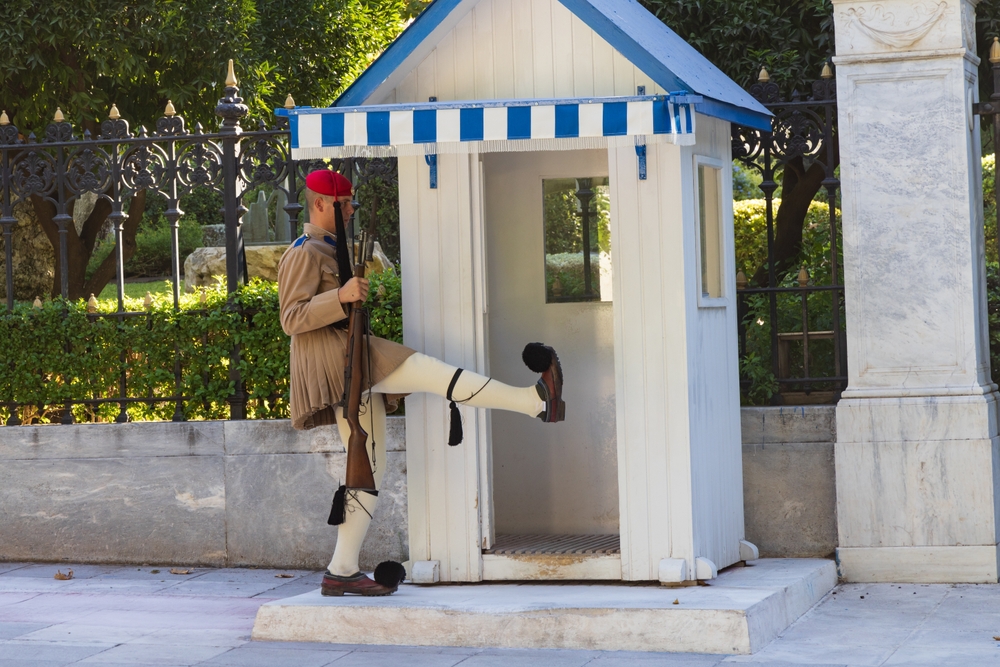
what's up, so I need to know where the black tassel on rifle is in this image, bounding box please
[327,485,346,525]
[446,368,464,446]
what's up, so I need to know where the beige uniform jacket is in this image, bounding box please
[278,222,415,430]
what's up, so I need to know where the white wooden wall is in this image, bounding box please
[681,116,744,572]
[399,153,491,582]
[379,0,669,105]
[608,115,743,581]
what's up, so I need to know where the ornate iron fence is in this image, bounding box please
[732,68,846,405]
[0,68,398,425]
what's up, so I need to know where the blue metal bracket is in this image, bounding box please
[635,145,647,180]
[637,85,646,96]
[425,154,438,189]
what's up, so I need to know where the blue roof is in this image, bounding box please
[336,0,771,131]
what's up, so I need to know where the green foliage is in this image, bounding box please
[733,161,763,201]
[0,274,404,424]
[366,270,403,343]
[734,198,843,405]
[986,155,997,265]
[0,0,409,135]
[87,214,203,279]
[638,0,834,91]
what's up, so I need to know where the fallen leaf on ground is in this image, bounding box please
[149,569,160,574]
[994,636,1000,641]
[53,569,73,580]
[275,573,294,578]
[672,598,679,605]
[169,568,193,575]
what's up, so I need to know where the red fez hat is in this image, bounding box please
[305,170,353,198]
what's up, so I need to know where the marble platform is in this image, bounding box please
[251,558,836,655]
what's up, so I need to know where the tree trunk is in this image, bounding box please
[31,191,147,301]
[750,147,840,288]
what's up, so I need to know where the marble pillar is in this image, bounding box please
[833,0,1000,583]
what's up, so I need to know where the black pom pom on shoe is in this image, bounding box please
[374,561,407,589]
[522,342,553,373]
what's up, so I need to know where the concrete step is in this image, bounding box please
[252,558,836,654]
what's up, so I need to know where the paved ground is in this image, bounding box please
[1,562,1000,666]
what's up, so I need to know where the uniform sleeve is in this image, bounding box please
[278,247,347,336]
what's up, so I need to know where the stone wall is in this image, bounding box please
[742,406,837,558]
[0,407,836,569]
[0,419,407,570]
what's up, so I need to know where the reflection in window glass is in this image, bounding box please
[543,177,612,303]
[698,164,723,299]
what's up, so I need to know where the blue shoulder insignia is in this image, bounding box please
[322,236,337,248]
[291,234,309,248]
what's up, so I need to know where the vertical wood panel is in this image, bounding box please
[472,0,497,99]
[454,13,478,100]
[491,0,516,98]
[612,50,636,96]
[592,32,615,96]
[511,0,535,97]
[531,0,555,97]
[570,13,595,96]
[550,0,575,98]
[435,26,458,100]
[386,0,674,104]
[399,156,430,564]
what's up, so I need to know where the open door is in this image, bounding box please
[481,149,620,580]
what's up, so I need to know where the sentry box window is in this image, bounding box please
[696,160,724,303]
[543,177,612,304]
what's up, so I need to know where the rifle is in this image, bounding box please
[341,193,380,495]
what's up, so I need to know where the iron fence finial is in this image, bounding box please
[798,266,810,288]
[33,297,42,309]
[164,100,176,117]
[0,110,8,126]
[991,37,1000,64]
[87,294,98,313]
[758,67,770,83]
[736,269,748,290]
[821,63,833,79]
[144,292,153,309]
[53,107,64,123]
[226,59,237,87]
[284,94,295,110]
[109,104,120,120]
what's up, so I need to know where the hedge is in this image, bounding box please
[0,271,403,425]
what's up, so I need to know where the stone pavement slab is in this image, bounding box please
[5,561,1000,665]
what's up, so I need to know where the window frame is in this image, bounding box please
[693,155,728,308]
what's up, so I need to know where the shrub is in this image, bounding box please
[0,271,404,424]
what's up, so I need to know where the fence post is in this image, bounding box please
[215,60,249,420]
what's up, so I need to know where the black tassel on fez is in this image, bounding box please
[446,368,464,446]
[374,560,407,589]
[327,485,346,525]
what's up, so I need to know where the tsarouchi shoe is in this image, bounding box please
[523,342,565,423]
[321,571,397,596]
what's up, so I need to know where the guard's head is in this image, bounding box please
[304,170,355,230]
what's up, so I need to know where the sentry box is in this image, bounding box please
[277,0,770,584]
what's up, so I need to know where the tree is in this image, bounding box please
[0,0,408,299]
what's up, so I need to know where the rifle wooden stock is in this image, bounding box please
[342,194,380,495]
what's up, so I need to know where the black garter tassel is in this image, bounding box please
[446,368,464,446]
[374,560,407,588]
[327,485,346,526]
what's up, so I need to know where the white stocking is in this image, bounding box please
[372,353,544,418]
[327,393,388,577]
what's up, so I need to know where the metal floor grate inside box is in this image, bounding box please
[485,534,621,555]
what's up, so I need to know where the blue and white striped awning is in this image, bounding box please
[275,94,701,159]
